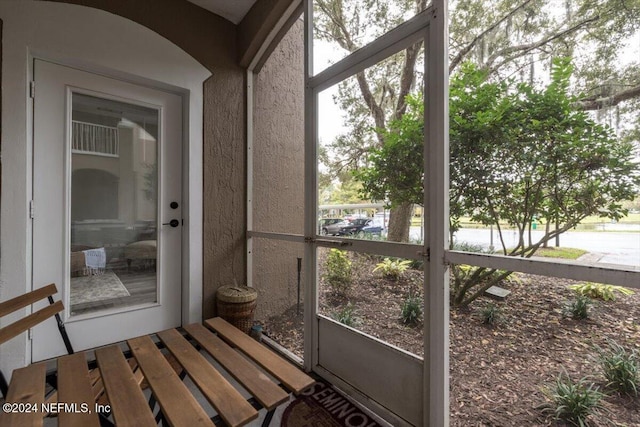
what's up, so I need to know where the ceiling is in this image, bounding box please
[186,0,258,24]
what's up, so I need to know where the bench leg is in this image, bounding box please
[261,408,276,427]
[0,371,8,398]
[246,396,278,427]
[98,412,115,427]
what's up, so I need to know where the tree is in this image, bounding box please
[357,59,639,306]
[323,173,366,205]
[449,0,640,110]
[450,59,638,306]
[315,0,427,242]
[317,0,640,243]
[353,95,425,213]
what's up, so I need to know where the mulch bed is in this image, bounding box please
[263,251,640,426]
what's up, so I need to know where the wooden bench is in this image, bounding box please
[154,328,258,426]
[204,317,314,394]
[1,313,314,427]
[0,284,101,427]
[0,284,151,426]
[182,323,289,410]
[0,284,70,397]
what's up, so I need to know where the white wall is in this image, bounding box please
[0,0,209,378]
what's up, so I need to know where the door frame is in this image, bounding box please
[31,58,187,359]
[0,1,210,376]
[28,51,202,332]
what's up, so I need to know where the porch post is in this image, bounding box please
[424,0,450,425]
[302,0,319,371]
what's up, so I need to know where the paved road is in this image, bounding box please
[409,227,640,267]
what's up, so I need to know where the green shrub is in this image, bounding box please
[408,259,424,270]
[373,258,412,280]
[323,249,352,294]
[568,282,635,301]
[449,243,516,307]
[596,340,639,396]
[479,303,502,325]
[542,372,605,426]
[334,303,357,326]
[401,294,422,325]
[452,241,488,253]
[563,294,592,320]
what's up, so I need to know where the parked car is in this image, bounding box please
[320,218,347,235]
[343,213,368,222]
[337,218,383,236]
[374,211,390,229]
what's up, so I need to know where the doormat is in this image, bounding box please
[70,271,130,305]
[281,380,381,427]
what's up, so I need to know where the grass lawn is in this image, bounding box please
[580,212,640,224]
[531,246,587,259]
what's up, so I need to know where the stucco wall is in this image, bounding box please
[202,68,247,318]
[252,19,305,319]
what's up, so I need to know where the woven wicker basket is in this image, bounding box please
[216,286,258,334]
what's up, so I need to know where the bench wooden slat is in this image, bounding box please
[95,357,143,407]
[157,328,258,427]
[0,363,46,427]
[57,352,100,427]
[183,323,289,410]
[127,335,215,427]
[0,301,64,345]
[205,317,314,394]
[0,284,58,317]
[95,345,156,427]
[43,362,111,415]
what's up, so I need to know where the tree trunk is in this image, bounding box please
[387,202,413,242]
[543,220,550,248]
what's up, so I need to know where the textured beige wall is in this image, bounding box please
[202,68,247,318]
[252,19,304,319]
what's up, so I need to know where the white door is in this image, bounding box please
[31,59,182,361]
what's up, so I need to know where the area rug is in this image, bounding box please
[281,380,381,427]
[70,271,130,305]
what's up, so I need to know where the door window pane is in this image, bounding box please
[70,93,159,316]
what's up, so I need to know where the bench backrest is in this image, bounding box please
[0,283,73,398]
[0,283,64,346]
